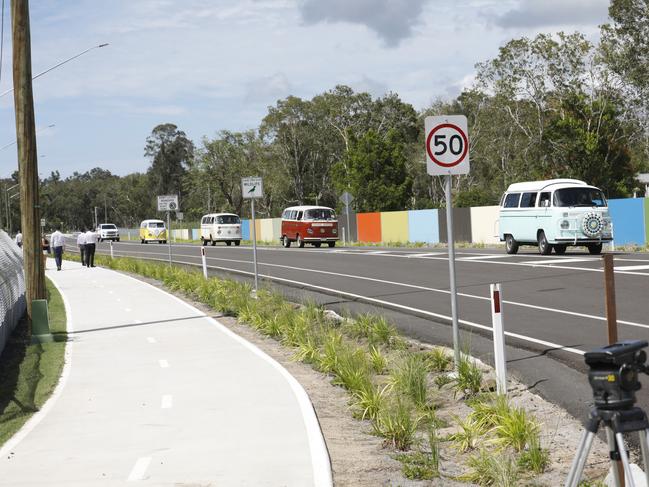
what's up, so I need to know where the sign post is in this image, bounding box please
[425,115,470,367]
[158,195,179,265]
[339,191,354,244]
[242,177,263,292]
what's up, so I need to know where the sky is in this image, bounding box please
[0,0,610,179]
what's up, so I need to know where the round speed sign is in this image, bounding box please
[426,123,468,167]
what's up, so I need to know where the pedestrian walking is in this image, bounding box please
[84,227,97,267]
[15,231,22,247]
[51,226,65,271]
[77,229,87,266]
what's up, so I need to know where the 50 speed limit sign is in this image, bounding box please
[425,115,470,175]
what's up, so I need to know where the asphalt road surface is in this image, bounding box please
[75,239,649,423]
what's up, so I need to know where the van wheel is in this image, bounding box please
[505,235,519,254]
[282,236,291,248]
[328,242,336,248]
[141,239,145,244]
[116,238,120,242]
[211,239,216,246]
[554,244,567,255]
[201,238,207,246]
[537,231,551,255]
[314,242,321,248]
[226,241,232,246]
[297,235,305,248]
[588,243,603,255]
[234,240,240,246]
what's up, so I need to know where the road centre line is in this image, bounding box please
[522,258,597,265]
[97,247,649,330]
[127,456,152,482]
[613,264,649,271]
[458,255,514,260]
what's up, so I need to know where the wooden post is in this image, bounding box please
[603,254,618,345]
[12,0,46,324]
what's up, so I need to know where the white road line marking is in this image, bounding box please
[408,252,445,258]
[365,250,392,254]
[458,255,514,260]
[108,290,114,294]
[124,308,132,312]
[159,359,169,368]
[613,264,649,271]
[522,258,597,265]
[127,456,152,482]
[147,337,156,343]
[134,319,143,324]
[161,395,173,409]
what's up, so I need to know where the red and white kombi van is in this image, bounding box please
[280,205,338,248]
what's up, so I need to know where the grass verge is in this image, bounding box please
[0,278,68,447]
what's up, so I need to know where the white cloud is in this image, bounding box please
[490,0,609,29]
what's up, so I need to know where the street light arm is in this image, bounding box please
[0,43,109,98]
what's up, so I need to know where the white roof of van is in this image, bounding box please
[141,219,164,223]
[505,179,592,193]
[202,213,239,217]
[283,205,334,211]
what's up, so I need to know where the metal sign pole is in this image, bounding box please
[167,210,172,265]
[251,198,259,292]
[445,174,461,366]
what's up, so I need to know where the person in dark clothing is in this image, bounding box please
[51,226,65,271]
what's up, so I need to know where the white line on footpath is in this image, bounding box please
[161,395,173,409]
[158,359,169,368]
[134,319,143,324]
[146,337,156,343]
[127,456,152,482]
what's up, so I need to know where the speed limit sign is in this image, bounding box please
[425,115,470,175]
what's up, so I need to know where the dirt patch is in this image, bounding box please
[131,271,612,486]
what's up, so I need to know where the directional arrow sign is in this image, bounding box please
[242,177,263,199]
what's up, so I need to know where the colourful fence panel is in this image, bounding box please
[470,206,500,244]
[380,211,409,243]
[645,198,649,245]
[241,220,250,240]
[438,208,472,243]
[609,198,646,246]
[254,219,262,242]
[192,228,200,241]
[357,212,382,243]
[407,210,439,243]
[272,218,282,242]
[260,219,275,242]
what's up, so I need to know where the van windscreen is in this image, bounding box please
[149,222,165,228]
[553,188,606,207]
[305,209,335,220]
[217,215,240,224]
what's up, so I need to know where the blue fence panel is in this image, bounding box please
[609,198,646,246]
[241,219,251,240]
[407,209,439,243]
[192,228,200,241]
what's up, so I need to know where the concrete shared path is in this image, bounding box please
[0,259,332,486]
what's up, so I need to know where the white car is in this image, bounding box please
[96,223,120,242]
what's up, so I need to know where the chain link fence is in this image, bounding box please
[0,230,26,355]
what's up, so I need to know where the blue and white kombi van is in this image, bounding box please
[498,179,613,255]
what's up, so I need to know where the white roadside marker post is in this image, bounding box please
[490,283,507,395]
[201,246,208,279]
[110,240,114,259]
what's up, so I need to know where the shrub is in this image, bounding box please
[350,383,388,421]
[368,345,388,374]
[491,405,540,452]
[423,347,452,372]
[372,398,420,450]
[395,451,439,480]
[447,415,484,452]
[455,354,483,397]
[464,450,520,486]
[518,436,549,474]
[389,354,429,408]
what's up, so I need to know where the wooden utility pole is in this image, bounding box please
[603,254,618,345]
[12,0,45,321]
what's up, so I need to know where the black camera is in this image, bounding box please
[584,340,649,410]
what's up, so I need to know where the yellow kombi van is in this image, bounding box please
[200,213,242,246]
[139,219,167,244]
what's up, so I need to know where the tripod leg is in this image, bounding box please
[566,430,596,487]
[607,428,623,487]
[638,429,649,487]
[615,432,636,487]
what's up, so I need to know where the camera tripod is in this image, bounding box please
[566,407,649,487]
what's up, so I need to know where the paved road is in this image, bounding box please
[0,258,331,486]
[81,239,649,421]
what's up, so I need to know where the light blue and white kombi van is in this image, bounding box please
[498,179,613,255]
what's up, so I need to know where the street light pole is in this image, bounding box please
[12,0,46,322]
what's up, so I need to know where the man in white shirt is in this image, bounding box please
[15,231,22,247]
[84,228,98,267]
[77,229,87,266]
[51,227,65,271]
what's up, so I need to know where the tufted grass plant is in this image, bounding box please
[350,383,389,421]
[517,435,549,474]
[372,398,420,450]
[454,353,483,397]
[447,415,484,452]
[434,373,454,389]
[388,354,429,408]
[468,394,510,431]
[368,345,388,374]
[464,450,520,487]
[491,404,540,452]
[423,347,452,372]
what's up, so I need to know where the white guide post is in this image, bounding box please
[490,283,507,395]
[201,246,208,279]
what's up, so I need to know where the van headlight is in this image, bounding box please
[560,220,570,230]
[332,228,337,235]
[307,228,314,235]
